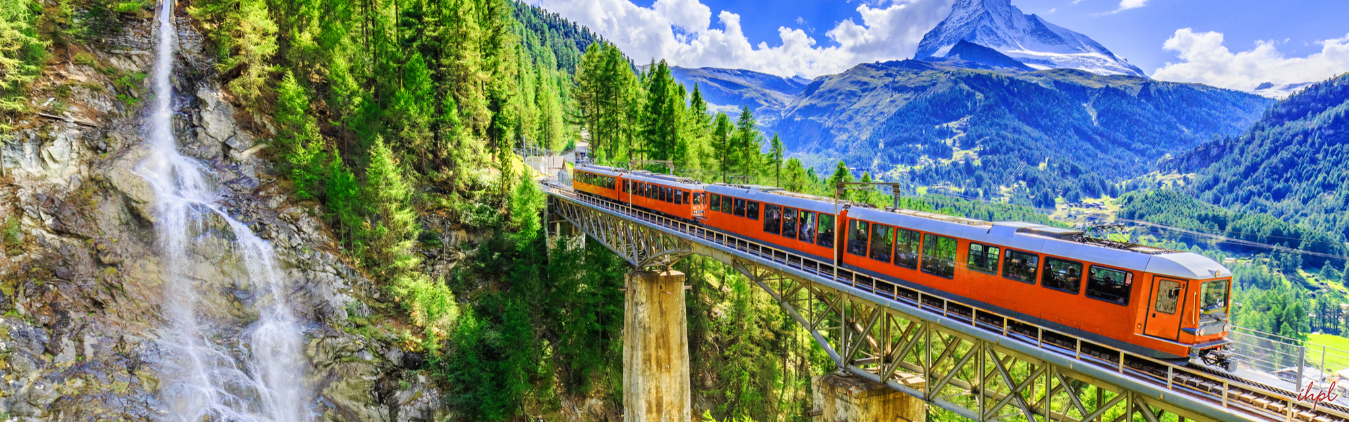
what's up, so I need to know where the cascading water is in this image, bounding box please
[137,0,308,420]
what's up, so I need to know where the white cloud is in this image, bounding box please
[1151,28,1349,91]
[530,0,953,78]
[1118,0,1145,10]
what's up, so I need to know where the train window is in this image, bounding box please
[623,180,629,193]
[893,229,920,269]
[869,224,894,263]
[847,220,870,257]
[664,187,672,203]
[763,204,782,234]
[967,243,1000,274]
[746,201,759,220]
[693,192,701,205]
[817,214,835,248]
[734,198,746,217]
[1154,280,1182,314]
[1042,257,1083,294]
[1086,266,1131,305]
[921,234,957,278]
[1001,250,1038,284]
[1201,280,1229,314]
[684,191,691,205]
[798,211,816,243]
[675,189,683,205]
[782,208,797,238]
[711,194,721,212]
[721,195,733,213]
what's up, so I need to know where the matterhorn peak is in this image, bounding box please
[916,0,1145,77]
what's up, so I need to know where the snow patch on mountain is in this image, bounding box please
[915,0,1145,77]
[1248,81,1316,99]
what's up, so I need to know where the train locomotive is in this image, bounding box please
[570,163,1236,369]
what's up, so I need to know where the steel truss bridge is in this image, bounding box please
[539,178,1347,422]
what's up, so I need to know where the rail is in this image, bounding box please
[539,177,1348,422]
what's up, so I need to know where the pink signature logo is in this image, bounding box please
[1299,380,1341,411]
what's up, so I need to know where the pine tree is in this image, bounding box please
[364,136,421,278]
[712,112,733,182]
[732,105,761,177]
[826,161,853,201]
[859,172,874,204]
[640,60,682,163]
[0,0,44,110]
[218,0,279,111]
[769,134,783,187]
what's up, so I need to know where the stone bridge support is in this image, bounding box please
[813,373,926,422]
[623,270,691,422]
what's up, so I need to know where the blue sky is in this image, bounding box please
[533,0,1349,90]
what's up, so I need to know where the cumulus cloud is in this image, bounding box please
[1151,29,1349,91]
[530,0,953,78]
[1118,0,1145,10]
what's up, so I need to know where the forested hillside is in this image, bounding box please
[1174,73,1349,242]
[772,62,1272,205]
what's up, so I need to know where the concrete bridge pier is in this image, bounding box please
[812,373,926,422]
[623,270,691,422]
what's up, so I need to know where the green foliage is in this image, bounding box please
[2,215,21,254]
[1117,189,1347,267]
[191,0,278,110]
[363,137,420,277]
[0,0,46,110]
[1182,73,1349,243]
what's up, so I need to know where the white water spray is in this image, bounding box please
[138,1,308,420]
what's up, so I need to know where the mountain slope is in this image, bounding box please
[936,40,1034,72]
[915,0,1144,76]
[772,61,1271,201]
[1178,73,1349,240]
[667,66,809,124]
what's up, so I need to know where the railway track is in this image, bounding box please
[544,181,1346,422]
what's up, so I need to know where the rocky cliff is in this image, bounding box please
[0,7,444,421]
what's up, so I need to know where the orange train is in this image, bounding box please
[571,164,1235,367]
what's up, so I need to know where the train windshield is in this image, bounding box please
[1200,279,1230,314]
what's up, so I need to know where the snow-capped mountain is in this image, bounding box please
[915,0,1145,77]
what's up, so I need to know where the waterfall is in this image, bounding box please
[136,1,309,420]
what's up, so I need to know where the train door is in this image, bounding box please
[1144,278,1187,341]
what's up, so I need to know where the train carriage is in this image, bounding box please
[572,165,624,202]
[841,206,1233,363]
[624,171,706,221]
[703,185,841,263]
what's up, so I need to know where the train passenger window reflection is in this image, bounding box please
[763,205,782,234]
[747,201,759,220]
[817,214,835,248]
[1001,250,1038,284]
[693,192,701,205]
[1042,257,1083,294]
[733,198,745,217]
[869,224,894,263]
[722,196,733,213]
[799,211,816,243]
[675,189,682,205]
[1087,266,1131,305]
[847,220,870,257]
[893,229,920,269]
[711,194,721,212]
[967,243,1000,274]
[782,208,797,238]
[921,234,956,278]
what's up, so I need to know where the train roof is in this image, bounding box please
[706,185,844,215]
[626,171,704,190]
[848,206,1232,280]
[573,164,625,177]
